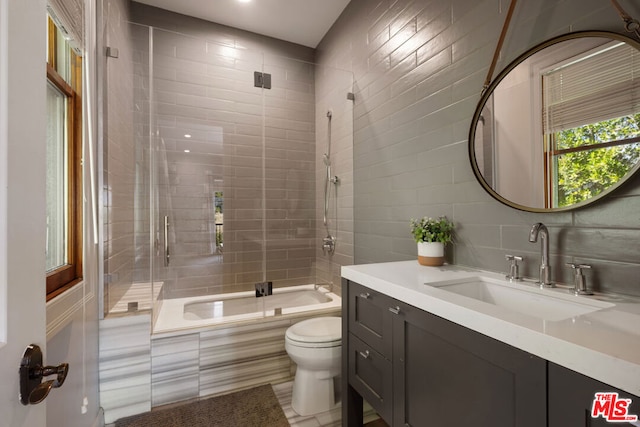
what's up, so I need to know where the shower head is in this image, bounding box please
[326,110,332,118]
[323,153,331,166]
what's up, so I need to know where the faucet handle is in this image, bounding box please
[565,263,593,295]
[505,255,523,282]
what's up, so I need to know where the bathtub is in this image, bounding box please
[153,284,341,335]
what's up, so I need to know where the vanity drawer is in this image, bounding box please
[348,281,393,359]
[348,333,392,423]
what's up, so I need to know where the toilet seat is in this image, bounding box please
[285,317,341,348]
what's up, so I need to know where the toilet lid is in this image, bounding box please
[285,316,342,344]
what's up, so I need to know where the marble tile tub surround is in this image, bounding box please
[317,0,640,297]
[342,261,640,396]
[99,314,152,424]
[151,309,341,407]
[99,308,340,421]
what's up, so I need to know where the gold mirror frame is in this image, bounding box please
[469,31,640,212]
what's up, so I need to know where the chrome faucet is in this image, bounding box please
[529,223,554,288]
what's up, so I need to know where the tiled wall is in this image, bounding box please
[317,0,640,297]
[315,67,355,294]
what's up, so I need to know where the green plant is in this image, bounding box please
[410,216,454,244]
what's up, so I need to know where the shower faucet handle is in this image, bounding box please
[322,235,336,255]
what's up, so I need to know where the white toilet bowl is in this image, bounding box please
[285,316,342,416]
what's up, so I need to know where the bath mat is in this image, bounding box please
[115,384,289,427]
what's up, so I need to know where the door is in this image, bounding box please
[0,0,49,425]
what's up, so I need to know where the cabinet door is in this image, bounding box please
[392,301,546,427]
[348,281,394,359]
[549,362,640,427]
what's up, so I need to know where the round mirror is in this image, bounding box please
[469,31,640,212]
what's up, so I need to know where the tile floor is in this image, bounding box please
[273,381,341,427]
[273,380,382,427]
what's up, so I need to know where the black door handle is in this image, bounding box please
[19,344,69,405]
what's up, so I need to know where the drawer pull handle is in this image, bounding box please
[389,306,401,315]
[359,350,370,359]
[359,292,370,299]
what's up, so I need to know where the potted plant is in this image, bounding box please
[410,216,454,266]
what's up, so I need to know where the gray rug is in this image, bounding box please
[115,384,290,427]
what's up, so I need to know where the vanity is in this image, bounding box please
[341,261,640,427]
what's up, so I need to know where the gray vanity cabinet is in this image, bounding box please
[344,279,547,427]
[347,281,394,422]
[548,362,640,427]
[391,299,546,427]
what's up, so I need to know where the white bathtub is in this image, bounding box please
[153,284,341,335]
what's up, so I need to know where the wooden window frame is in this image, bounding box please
[46,17,83,300]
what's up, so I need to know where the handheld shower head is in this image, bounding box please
[323,153,331,166]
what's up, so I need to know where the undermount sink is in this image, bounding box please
[426,276,615,322]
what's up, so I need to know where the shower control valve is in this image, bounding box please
[322,235,336,255]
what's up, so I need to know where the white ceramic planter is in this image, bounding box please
[417,242,445,266]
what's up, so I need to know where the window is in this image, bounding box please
[46,16,82,299]
[542,41,640,208]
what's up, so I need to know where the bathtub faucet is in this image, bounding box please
[314,282,333,293]
[255,281,273,297]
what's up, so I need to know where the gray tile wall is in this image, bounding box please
[315,67,355,295]
[318,0,640,297]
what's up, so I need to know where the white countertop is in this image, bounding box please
[342,260,640,396]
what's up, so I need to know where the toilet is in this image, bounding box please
[285,316,342,416]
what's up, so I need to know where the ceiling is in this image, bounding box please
[132,0,351,48]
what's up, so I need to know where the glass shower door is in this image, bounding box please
[147,28,268,317]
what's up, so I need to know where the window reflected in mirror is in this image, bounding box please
[543,41,640,208]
